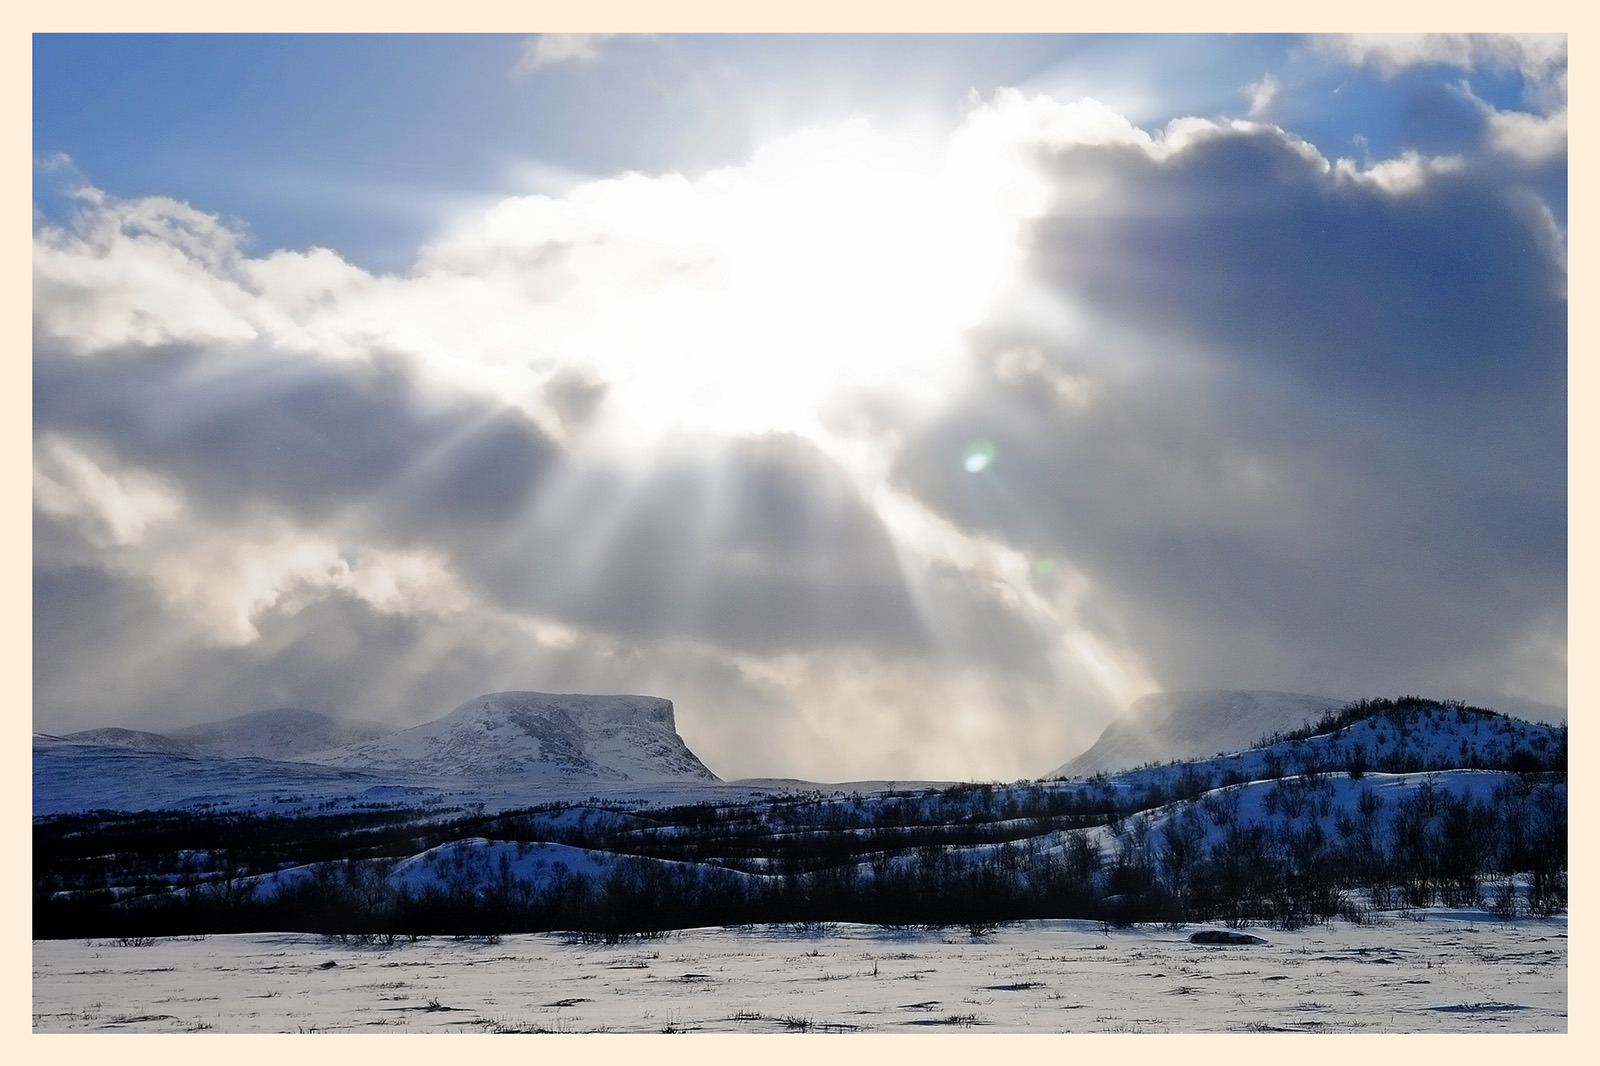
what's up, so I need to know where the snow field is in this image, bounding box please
[33,911,1565,1033]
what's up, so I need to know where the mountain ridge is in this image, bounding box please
[170,707,392,760]
[1050,690,1345,779]
[297,691,720,783]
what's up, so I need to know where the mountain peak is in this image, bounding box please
[169,707,392,760]
[300,691,719,783]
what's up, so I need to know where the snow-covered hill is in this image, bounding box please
[299,691,719,784]
[170,707,392,760]
[34,692,719,816]
[38,694,1566,948]
[1050,690,1343,778]
[56,727,198,756]
[31,742,430,816]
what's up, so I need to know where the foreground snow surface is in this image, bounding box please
[34,911,1565,1033]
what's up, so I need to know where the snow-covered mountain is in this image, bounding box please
[299,691,719,783]
[56,727,198,756]
[1065,698,1563,802]
[32,741,425,817]
[1050,690,1344,778]
[169,707,392,760]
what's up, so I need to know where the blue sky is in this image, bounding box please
[35,34,1561,270]
[32,34,1568,780]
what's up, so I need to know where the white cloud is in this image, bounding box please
[1242,73,1279,119]
[1333,150,1464,195]
[35,151,76,174]
[145,526,472,647]
[1487,106,1568,164]
[35,435,472,645]
[34,435,182,547]
[1312,33,1566,83]
[1314,32,1568,167]
[48,91,1476,453]
[987,346,1097,411]
[33,93,1486,657]
[695,647,1120,781]
[34,87,1565,768]
[33,194,263,351]
[514,33,627,75]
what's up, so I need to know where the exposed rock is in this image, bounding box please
[1189,929,1268,945]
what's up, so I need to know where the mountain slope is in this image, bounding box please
[31,741,426,817]
[169,708,392,760]
[299,691,719,783]
[1050,690,1343,778]
[57,727,198,756]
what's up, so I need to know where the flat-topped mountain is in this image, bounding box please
[1050,690,1344,778]
[298,691,719,783]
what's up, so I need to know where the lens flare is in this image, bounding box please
[963,440,998,473]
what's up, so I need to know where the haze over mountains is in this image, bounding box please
[36,692,720,815]
[1051,689,1569,779]
[1051,690,1345,779]
[35,687,1567,818]
[57,709,391,761]
[38,689,1568,952]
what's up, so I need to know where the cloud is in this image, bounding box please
[1311,33,1566,83]
[889,110,1565,711]
[1485,105,1568,164]
[1311,34,1568,169]
[31,338,562,531]
[514,34,631,75]
[32,168,1081,769]
[34,438,473,646]
[33,564,560,733]
[31,88,1566,777]
[1242,74,1279,119]
[33,434,182,547]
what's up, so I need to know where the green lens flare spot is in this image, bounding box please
[963,440,998,473]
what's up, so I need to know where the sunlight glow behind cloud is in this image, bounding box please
[32,44,1568,779]
[416,103,1075,454]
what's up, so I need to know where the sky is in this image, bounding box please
[31,33,1568,782]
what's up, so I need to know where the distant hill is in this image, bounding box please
[169,707,392,760]
[1478,696,1566,726]
[58,726,198,756]
[298,691,720,783]
[38,693,1566,939]
[1049,690,1344,779]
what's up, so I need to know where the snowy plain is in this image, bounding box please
[34,694,1569,1037]
[33,910,1565,1034]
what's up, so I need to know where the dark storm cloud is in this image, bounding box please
[455,432,1045,664]
[893,122,1565,703]
[1397,81,1490,155]
[33,330,1051,732]
[1030,133,1564,405]
[32,84,1565,776]
[32,548,833,780]
[33,339,561,529]
[33,559,687,738]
